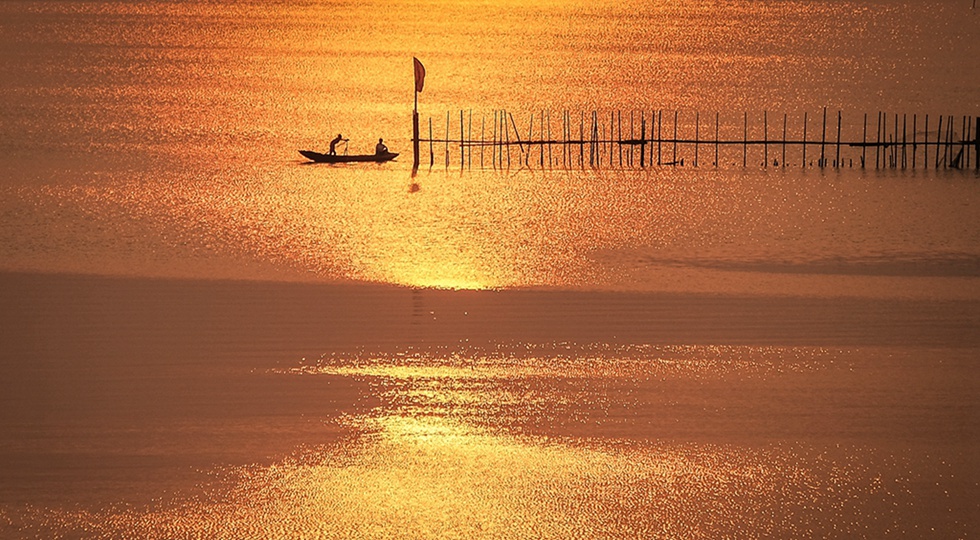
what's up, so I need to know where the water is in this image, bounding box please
[1,0,978,538]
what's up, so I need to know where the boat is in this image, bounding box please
[299,150,399,163]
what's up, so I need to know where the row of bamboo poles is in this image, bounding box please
[413,109,980,171]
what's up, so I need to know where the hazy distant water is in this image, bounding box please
[1,1,979,538]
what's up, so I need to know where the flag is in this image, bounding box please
[413,57,425,93]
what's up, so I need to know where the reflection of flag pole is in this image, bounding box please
[412,57,425,169]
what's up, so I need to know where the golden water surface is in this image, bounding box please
[1,1,978,538]
[7,345,976,538]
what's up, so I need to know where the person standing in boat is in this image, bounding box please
[375,138,389,155]
[328,133,348,155]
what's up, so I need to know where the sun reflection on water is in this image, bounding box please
[10,416,832,539]
[6,344,962,539]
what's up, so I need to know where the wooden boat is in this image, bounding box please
[299,150,398,163]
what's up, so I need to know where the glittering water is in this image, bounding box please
[3,342,976,538]
[1,0,978,538]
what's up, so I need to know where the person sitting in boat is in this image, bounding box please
[328,133,348,155]
[375,138,389,155]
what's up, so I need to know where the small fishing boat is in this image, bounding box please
[299,150,399,163]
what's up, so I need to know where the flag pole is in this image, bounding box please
[412,58,422,170]
[413,101,420,170]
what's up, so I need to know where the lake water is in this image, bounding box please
[1,0,978,538]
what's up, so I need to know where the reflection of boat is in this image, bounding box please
[299,150,398,163]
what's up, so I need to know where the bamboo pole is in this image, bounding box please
[588,111,594,167]
[640,113,646,167]
[547,110,553,168]
[501,109,505,168]
[556,110,561,169]
[598,112,602,166]
[886,115,891,168]
[570,109,574,168]
[629,111,636,168]
[492,111,497,169]
[695,111,700,167]
[715,112,719,167]
[924,115,928,168]
[574,110,581,167]
[889,134,894,167]
[950,115,956,167]
[481,114,485,169]
[657,110,663,166]
[566,110,571,169]
[764,110,768,167]
[599,115,604,167]
[893,114,898,168]
[508,111,525,164]
[887,112,892,167]
[592,111,606,167]
[561,111,566,169]
[460,110,464,170]
[618,111,623,167]
[429,117,434,167]
[975,117,979,170]
[862,113,867,168]
[673,109,677,166]
[541,110,546,168]
[946,115,954,168]
[743,111,747,167]
[528,113,534,167]
[884,117,889,168]
[561,111,565,168]
[901,113,906,169]
[962,115,968,168]
[468,110,473,169]
[835,110,841,168]
[875,112,881,169]
[820,107,826,168]
[494,110,500,169]
[803,112,808,168]
[946,116,956,169]
[882,114,887,168]
[504,109,510,168]
[782,113,787,167]
[940,116,947,168]
[505,109,511,168]
[597,113,602,167]
[609,110,616,169]
[496,110,501,169]
[966,116,971,168]
[912,114,916,169]
[966,116,973,169]
[591,111,597,167]
[936,115,943,168]
[888,114,894,168]
[503,109,507,169]
[884,112,889,168]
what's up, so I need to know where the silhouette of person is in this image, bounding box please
[328,133,347,155]
[375,138,388,155]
